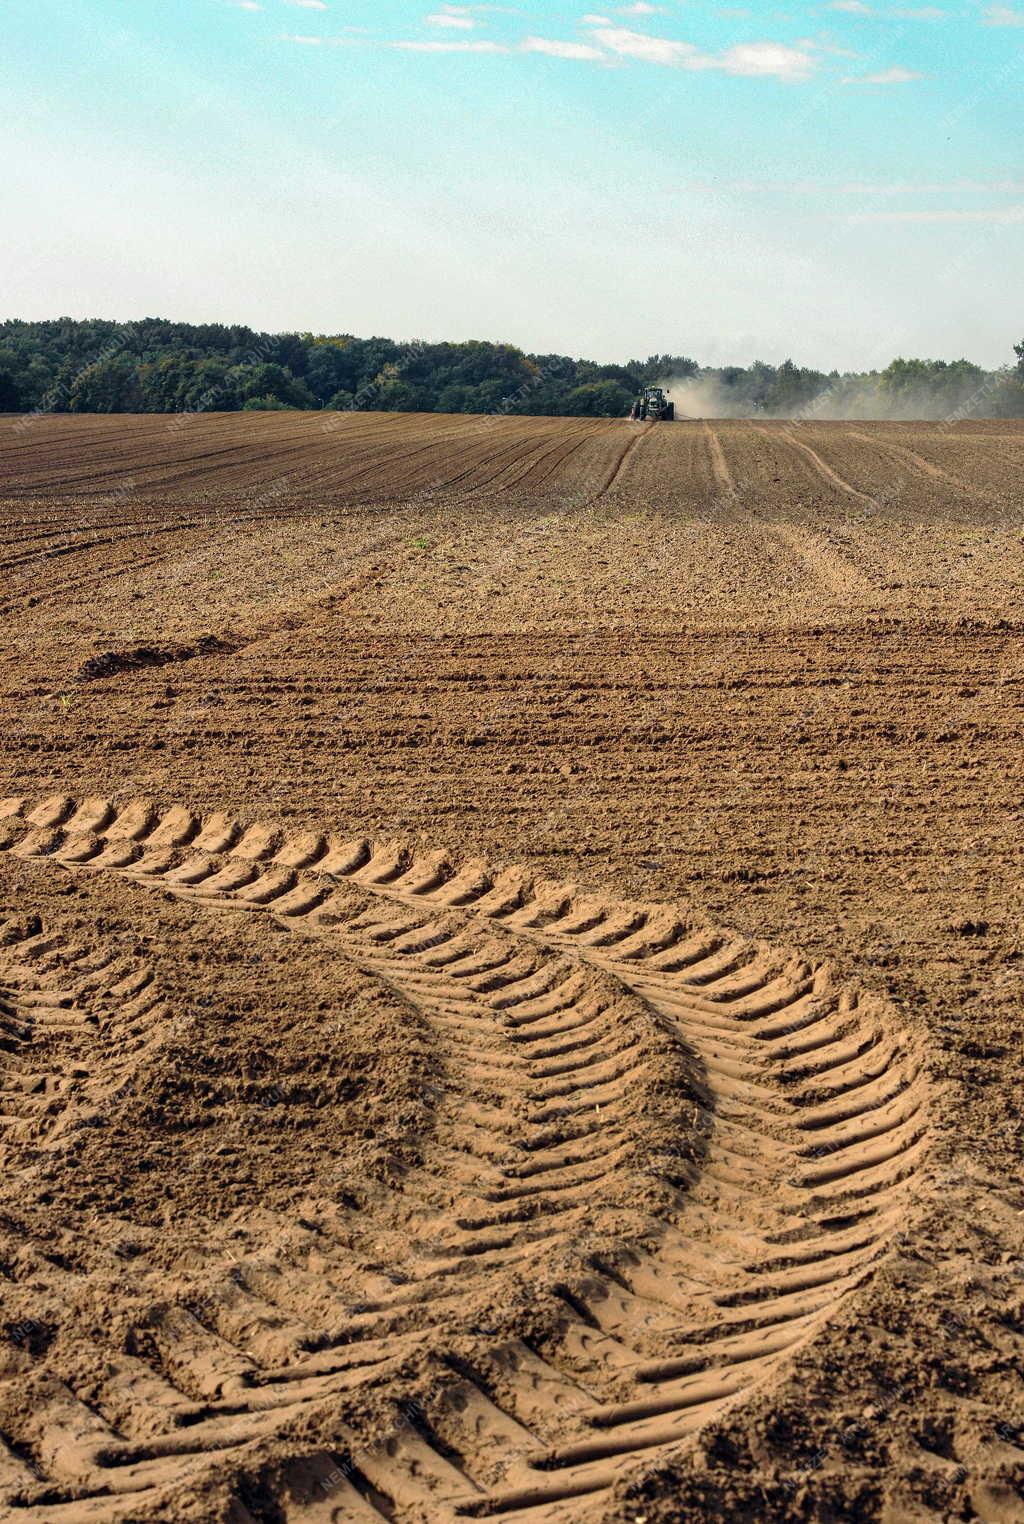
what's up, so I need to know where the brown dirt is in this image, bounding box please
[0,412,1021,1524]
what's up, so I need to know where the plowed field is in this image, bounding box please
[0,413,1021,1524]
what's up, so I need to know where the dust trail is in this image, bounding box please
[655,369,1018,422]
[660,376,752,420]
[703,420,734,491]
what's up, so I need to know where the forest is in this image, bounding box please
[2,318,1022,420]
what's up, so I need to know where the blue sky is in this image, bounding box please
[2,0,1021,368]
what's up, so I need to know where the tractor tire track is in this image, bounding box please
[702,421,734,496]
[757,427,876,508]
[600,425,653,496]
[0,792,930,1523]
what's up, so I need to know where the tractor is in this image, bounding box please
[629,386,674,422]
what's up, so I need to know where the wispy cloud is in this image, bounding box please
[587,25,818,78]
[681,178,1024,192]
[277,29,502,49]
[827,1,948,15]
[827,0,946,15]
[846,205,1024,221]
[426,6,475,27]
[617,2,665,13]
[715,42,819,78]
[842,65,923,82]
[277,16,828,81]
[799,34,858,58]
[982,3,1024,22]
[394,38,506,51]
[521,36,607,58]
[284,0,327,9]
[587,26,696,64]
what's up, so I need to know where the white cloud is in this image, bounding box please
[823,0,949,19]
[521,36,607,58]
[280,25,511,50]
[842,66,923,82]
[716,41,818,78]
[617,2,665,13]
[846,206,1024,222]
[229,1,262,10]
[393,38,506,50]
[588,25,698,63]
[581,12,612,21]
[982,4,1024,22]
[796,33,858,56]
[284,0,327,9]
[588,26,818,78]
[283,16,818,81]
[682,178,1024,193]
[426,11,475,27]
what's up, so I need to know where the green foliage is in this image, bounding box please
[625,354,698,386]
[0,318,1020,419]
[68,355,143,413]
[881,356,984,405]
[233,362,315,408]
[375,376,426,411]
[305,341,358,405]
[759,359,829,412]
[0,370,21,411]
[987,371,1024,417]
[563,380,634,416]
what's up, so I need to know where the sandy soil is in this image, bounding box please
[0,412,1021,1524]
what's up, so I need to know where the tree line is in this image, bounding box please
[1,318,1022,419]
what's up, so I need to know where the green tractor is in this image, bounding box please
[629,386,675,422]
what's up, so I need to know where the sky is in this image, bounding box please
[1,0,1021,369]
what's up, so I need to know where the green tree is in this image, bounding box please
[230,362,314,408]
[305,342,358,405]
[989,370,1024,417]
[436,383,471,413]
[68,355,143,412]
[762,359,829,414]
[563,380,634,417]
[375,375,426,411]
[0,370,21,410]
[2,315,1017,420]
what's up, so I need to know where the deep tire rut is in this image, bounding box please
[0,792,931,1523]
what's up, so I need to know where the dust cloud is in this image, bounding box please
[656,370,1008,422]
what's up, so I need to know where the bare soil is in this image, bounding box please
[0,412,1021,1524]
